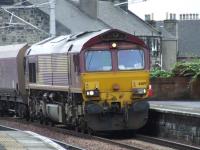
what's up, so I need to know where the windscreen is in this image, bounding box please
[118,49,144,70]
[85,50,112,71]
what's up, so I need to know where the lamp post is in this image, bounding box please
[114,0,147,6]
[49,0,56,37]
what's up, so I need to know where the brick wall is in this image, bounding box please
[150,77,200,100]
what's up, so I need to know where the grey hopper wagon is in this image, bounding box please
[0,43,28,115]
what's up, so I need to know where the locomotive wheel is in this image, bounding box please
[38,110,44,124]
[30,112,35,122]
[87,127,95,135]
[39,115,44,124]
[30,116,33,122]
[0,110,4,117]
[75,126,80,132]
[45,119,49,125]
[39,118,43,124]
[24,106,30,121]
[51,122,55,127]
[80,122,87,133]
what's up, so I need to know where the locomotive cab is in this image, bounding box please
[80,30,150,131]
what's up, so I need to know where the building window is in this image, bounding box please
[151,38,159,57]
[29,63,36,83]
[141,37,160,57]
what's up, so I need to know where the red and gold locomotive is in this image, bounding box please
[0,29,151,131]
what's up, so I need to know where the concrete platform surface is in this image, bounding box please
[0,130,66,150]
[149,101,200,117]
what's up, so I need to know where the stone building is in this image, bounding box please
[178,19,200,61]
[155,13,200,69]
[0,0,68,45]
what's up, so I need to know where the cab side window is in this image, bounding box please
[29,63,36,83]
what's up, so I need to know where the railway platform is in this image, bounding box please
[143,100,200,146]
[0,127,66,150]
[149,101,200,117]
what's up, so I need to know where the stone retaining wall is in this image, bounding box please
[140,110,200,146]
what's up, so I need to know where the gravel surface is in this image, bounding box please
[0,118,175,150]
[115,139,175,150]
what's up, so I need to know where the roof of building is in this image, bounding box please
[155,21,177,40]
[178,20,200,57]
[97,1,160,36]
[30,0,109,34]
[31,0,160,37]
[154,19,200,58]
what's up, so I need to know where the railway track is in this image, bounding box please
[26,122,143,149]
[0,117,143,150]
[135,134,200,150]
[1,117,200,150]
[42,126,143,150]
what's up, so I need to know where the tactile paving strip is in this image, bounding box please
[0,132,25,150]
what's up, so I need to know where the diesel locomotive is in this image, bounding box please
[0,29,152,131]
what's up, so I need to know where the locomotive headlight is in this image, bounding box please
[133,88,147,95]
[112,42,117,48]
[86,89,99,97]
[86,91,90,96]
[89,91,94,96]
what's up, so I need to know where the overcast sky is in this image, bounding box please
[128,0,200,20]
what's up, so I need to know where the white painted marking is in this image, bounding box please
[0,125,20,131]
[151,107,200,117]
[12,80,15,88]
[25,131,67,150]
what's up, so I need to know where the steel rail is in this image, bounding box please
[27,121,144,150]
[93,136,143,150]
[135,134,200,150]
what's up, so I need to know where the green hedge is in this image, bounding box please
[150,60,200,80]
[150,68,172,78]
